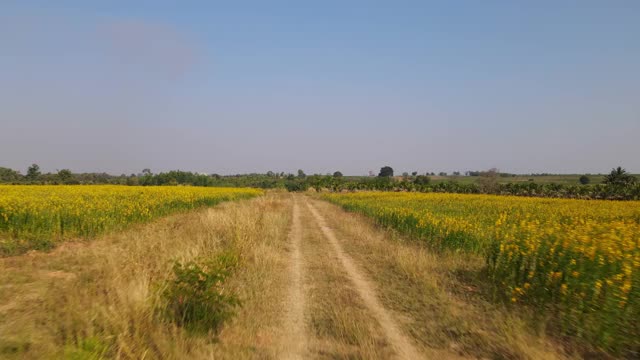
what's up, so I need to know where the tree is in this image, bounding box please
[378,166,393,177]
[266,171,275,177]
[478,168,500,193]
[142,168,152,175]
[0,167,21,183]
[26,164,41,181]
[453,171,461,176]
[603,167,636,186]
[333,171,343,178]
[579,175,590,185]
[297,169,306,178]
[57,169,73,183]
[438,172,447,176]
[411,171,418,176]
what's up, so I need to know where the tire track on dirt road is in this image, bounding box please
[281,196,307,359]
[305,200,423,360]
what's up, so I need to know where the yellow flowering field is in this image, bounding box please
[323,191,640,353]
[0,185,262,255]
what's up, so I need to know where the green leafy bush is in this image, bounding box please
[284,180,309,192]
[162,253,240,334]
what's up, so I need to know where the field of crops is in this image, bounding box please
[323,192,640,354]
[0,185,262,255]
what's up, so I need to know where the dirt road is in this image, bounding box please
[278,194,431,359]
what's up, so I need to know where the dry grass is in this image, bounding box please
[308,196,574,360]
[0,192,292,359]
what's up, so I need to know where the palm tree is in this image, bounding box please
[603,167,636,186]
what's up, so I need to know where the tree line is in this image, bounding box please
[1,164,638,200]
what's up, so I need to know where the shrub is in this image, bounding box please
[414,175,431,185]
[161,253,240,334]
[477,168,500,193]
[579,175,590,185]
[284,180,309,192]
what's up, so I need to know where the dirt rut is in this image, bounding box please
[305,200,423,360]
[281,197,307,359]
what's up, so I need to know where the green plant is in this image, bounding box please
[284,180,309,192]
[26,164,41,182]
[414,175,431,185]
[162,253,240,334]
[604,166,636,186]
[63,337,109,360]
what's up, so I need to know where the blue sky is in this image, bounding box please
[1,1,639,175]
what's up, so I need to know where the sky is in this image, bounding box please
[1,1,639,175]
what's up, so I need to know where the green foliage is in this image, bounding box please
[57,169,73,184]
[604,167,636,186]
[284,180,309,192]
[1,163,638,200]
[378,166,393,177]
[162,253,240,334]
[414,175,431,185]
[579,175,590,185]
[63,337,109,360]
[26,164,41,181]
[0,167,22,183]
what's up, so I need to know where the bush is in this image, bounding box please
[162,253,240,334]
[414,175,431,185]
[477,168,500,193]
[579,175,590,185]
[284,180,309,192]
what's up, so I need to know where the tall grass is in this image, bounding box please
[0,193,292,359]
